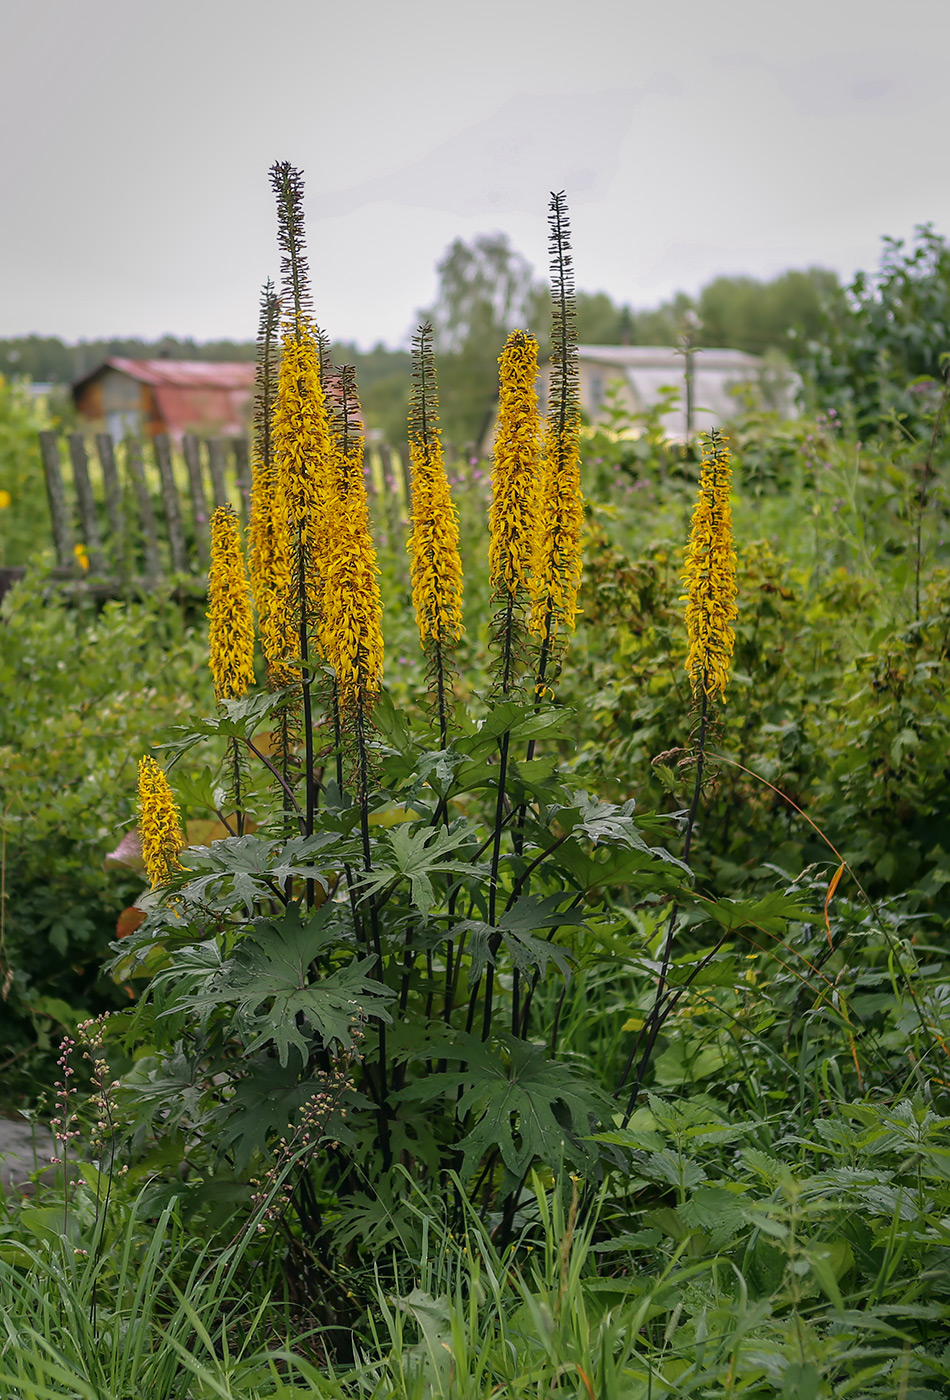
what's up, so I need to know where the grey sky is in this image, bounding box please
[2,0,949,349]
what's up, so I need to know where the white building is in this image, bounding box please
[569,344,797,439]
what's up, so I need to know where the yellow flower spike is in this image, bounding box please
[319,366,384,718]
[207,504,256,702]
[272,330,332,543]
[271,330,333,657]
[253,474,297,688]
[249,283,298,689]
[137,755,185,889]
[528,418,583,644]
[682,429,738,703]
[490,331,541,607]
[528,192,583,650]
[407,324,464,651]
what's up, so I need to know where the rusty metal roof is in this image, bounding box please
[72,358,256,438]
[97,357,255,389]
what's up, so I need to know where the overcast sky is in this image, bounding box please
[3,0,950,349]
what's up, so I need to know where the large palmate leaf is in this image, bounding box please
[453,894,584,983]
[158,689,297,761]
[546,793,692,893]
[701,889,821,933]
[171,833,337,916]
[357,821,480,918]
[399,1033,605,1177]
[167,905,393,1066]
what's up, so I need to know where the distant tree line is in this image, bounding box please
[419,233,844,444]
[0,334,411,445]
[6,224,948,445]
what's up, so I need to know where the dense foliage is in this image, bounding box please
[3,190,950,1397]
[806,223,950,432]
[0,579,213,1097]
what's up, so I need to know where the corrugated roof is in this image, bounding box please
[95,357,255,389]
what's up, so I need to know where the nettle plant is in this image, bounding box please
[108,166,702,1252]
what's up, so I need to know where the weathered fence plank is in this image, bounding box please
[67,434,105,573]
[233,437,253,525]
[182,433,211,568]
[32,429,414,596]
[207,438,229,511]
[153,434,187,573]
[125,439,162,581]
[38,431,73,567]
[95,433,126,576]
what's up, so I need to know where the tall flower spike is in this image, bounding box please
[407,324,463,740]
[490,329,541,690]
[137,755,184,889]
[272,330,332,539]
[249,283,297,687]
[529,192,583,652]
[270,162,332,839]
[270,161,312,339]
[208,504,256,702]
[320,365,384,717]
[682,429,738,702]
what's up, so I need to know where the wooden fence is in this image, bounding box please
[22,430,417,597]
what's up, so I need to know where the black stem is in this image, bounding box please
[245,737,305,832]
[481,728,512,1040]
[355,701,390,1170]
[230,738,244,838]
[617,687,708,1118]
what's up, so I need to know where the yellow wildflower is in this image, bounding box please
[682,429,738,702]
[272,330,332,539]
[137,755,184,889]
[208,504,256,701]
[528,412,583,643]
[409,437,464,647]
[271,330,333,659]
[407,326,463,649]
[0,490,11,509]
[490,331,541,605]
[320,368,383,716]
[73,542,90,571]
[251,469,297,688]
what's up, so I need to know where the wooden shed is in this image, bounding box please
[72,358,255,442]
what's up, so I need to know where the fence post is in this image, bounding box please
[182,434,211,569]
[38,431,73,568]
[153,434,187,573]
[126,439,162,582]
[67,434,105,573]
[207,438,229,510]
[95,433,127,578]
[232,436,252,526]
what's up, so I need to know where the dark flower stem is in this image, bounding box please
[617,686,708,1120]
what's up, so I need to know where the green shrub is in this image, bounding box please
[0,571,213,1099]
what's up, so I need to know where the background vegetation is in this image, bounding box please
[1,223,950,1398]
